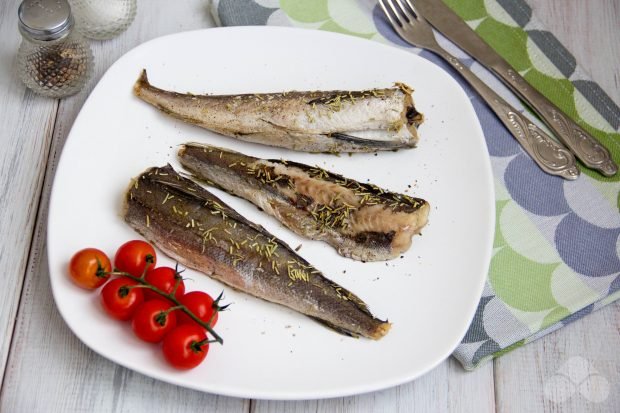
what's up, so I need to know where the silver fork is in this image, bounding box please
[379,0,580,180]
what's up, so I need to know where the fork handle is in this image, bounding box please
[491,60,617,176]
[434,48,579,180]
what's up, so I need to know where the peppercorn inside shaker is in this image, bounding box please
[17,0,93,98]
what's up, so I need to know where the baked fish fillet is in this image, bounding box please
[133,70,423,153]
[178,144,430,262]
[122,164,390,339]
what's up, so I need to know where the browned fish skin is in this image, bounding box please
[178,143,430,262]
[122,165,390,339]
[133,69,423,153]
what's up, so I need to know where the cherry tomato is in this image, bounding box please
[101,277,144,320]
[68,248,111,289]
[114,240,157,277]
[177,291,219,329]
[131,299,177,343]
[162,324,209,370]
[144,266,185,301]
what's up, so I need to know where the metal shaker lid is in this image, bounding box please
[18,0,74,41]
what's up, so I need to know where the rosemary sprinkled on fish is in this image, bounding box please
[162,193,174,204]
[123,164,390,339]
[179,144,430,262]
[133,69,423,153]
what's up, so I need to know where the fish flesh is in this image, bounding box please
[122,164,390,339]
[178,143,430,262]
[133,69,423,153]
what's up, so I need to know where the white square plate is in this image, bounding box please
[48,27,494,400]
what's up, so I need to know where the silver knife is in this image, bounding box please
[413,0,618,177]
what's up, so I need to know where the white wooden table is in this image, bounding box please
[0,1,618,411]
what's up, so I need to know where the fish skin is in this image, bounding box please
[122,164,390,339]
[178,143,430,262]
[133,69,423,153]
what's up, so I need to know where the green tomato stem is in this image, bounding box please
[171,263,184,295]
[195,338,219,348]
[154,310,168,326]
[105,270,224,345]
[95,257,108,278]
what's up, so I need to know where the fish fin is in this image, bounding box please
[308,316,359,338]
[258,119,412,150]
[328,132,411,149]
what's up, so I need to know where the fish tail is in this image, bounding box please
[133,69,151,97]
[373,321,391,339]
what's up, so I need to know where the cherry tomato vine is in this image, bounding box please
[105,267,226,344]
[68,240,227,370]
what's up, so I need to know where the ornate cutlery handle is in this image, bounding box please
[494,60,617,176]
[436,50,579,180]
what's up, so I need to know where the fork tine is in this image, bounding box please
[402,0,422,19]
[391,0,413,22]
[379,0,403,27]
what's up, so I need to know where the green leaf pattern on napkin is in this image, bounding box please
[445,0,620,183]
[280,0,377,38]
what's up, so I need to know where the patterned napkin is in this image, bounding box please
[210,0,620,370]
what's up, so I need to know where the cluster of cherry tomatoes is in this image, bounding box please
[69,240,224,370]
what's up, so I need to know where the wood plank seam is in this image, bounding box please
[0,99,59,392]
[492,359,499,413]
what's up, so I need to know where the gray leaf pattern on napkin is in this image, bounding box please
[217,0,277,26]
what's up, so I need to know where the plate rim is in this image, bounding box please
[47,25,495,400]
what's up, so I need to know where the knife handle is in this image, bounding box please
[436,50,579,180]
[492,60,617,177]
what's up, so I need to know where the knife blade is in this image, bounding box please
[413,0,618,177]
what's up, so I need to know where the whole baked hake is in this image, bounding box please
[133,70,423,152]
[179,144,430,262]
[122,164,390,339]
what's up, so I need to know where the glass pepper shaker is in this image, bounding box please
[17,0,93,98]
[68,0,137,40]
